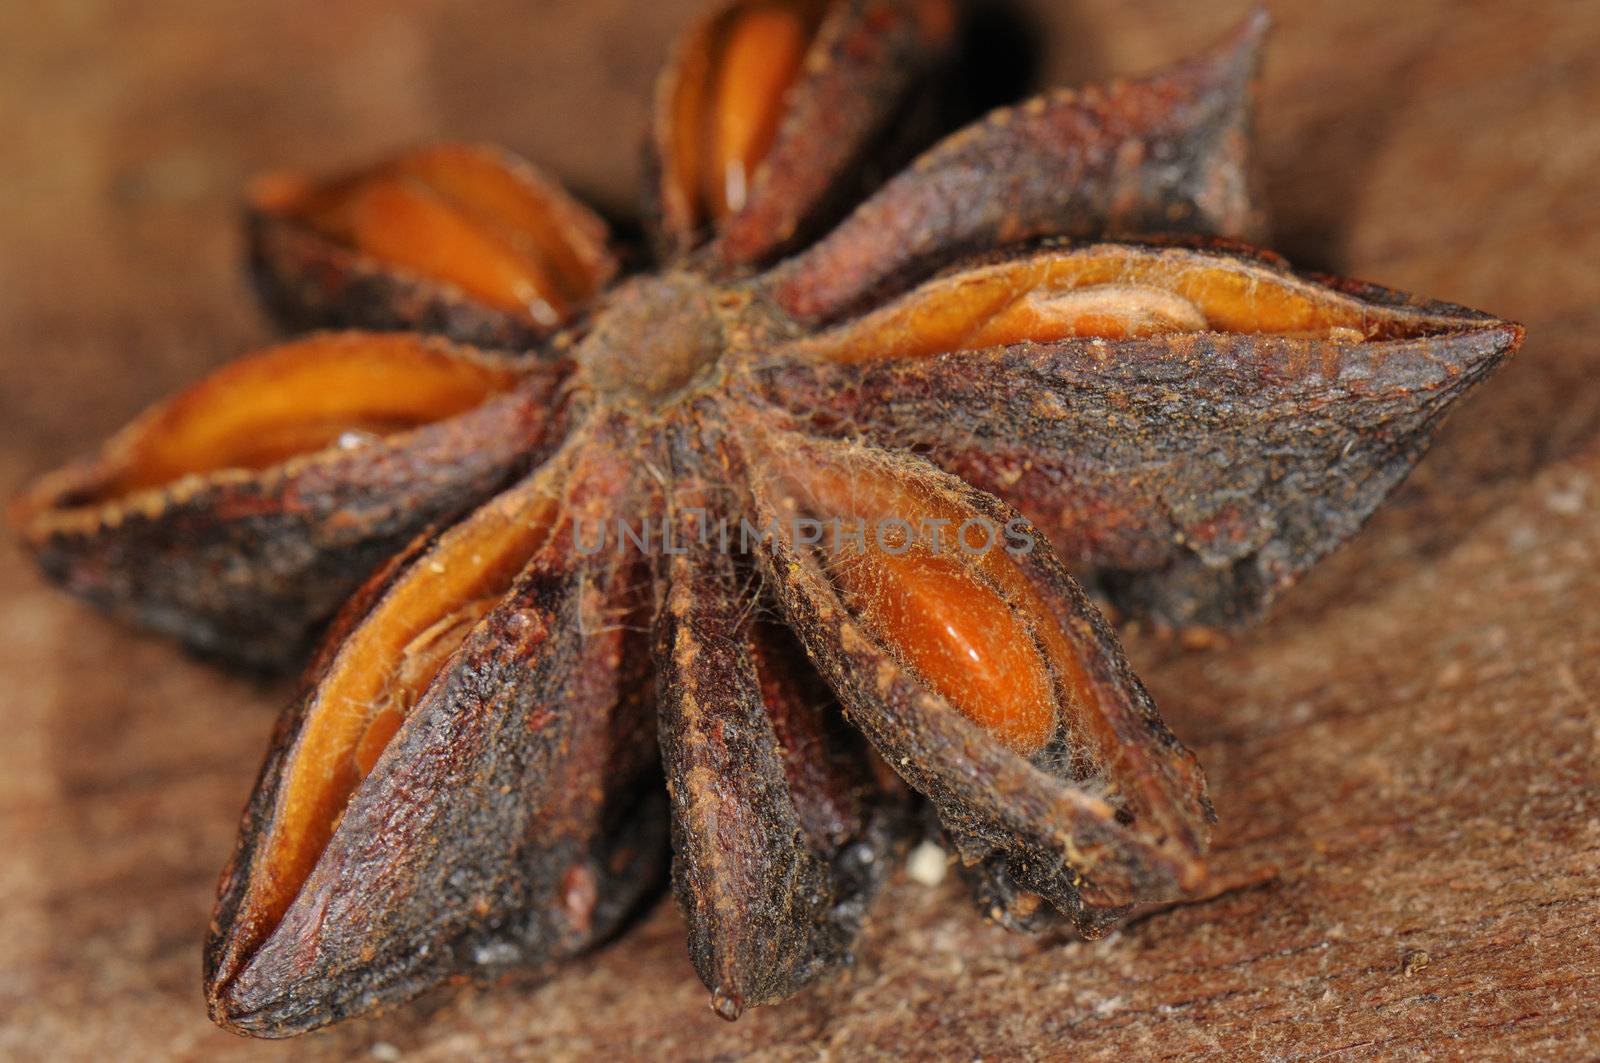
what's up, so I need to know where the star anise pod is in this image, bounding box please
[9,0,1520,1038]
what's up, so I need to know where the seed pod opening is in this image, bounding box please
[15,333,523,516]
[753,240,1521,629]
[658,0,828,236]
[250,144,615,346]
[215,461,567,973]
[787,241,1460,363]
[206,431,668,1034]
[9,333,561,667]
[738,425,1212,918]
[649,0,957,264]
[753,440,1082,761]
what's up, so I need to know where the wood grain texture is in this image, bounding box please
[1,1,1596,1059]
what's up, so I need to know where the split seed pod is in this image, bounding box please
[648,0,959,267]
[770,9,1269,323]
[10,332,568,667]
[206,417,666,1035]
[731,424,1213,928]
[751,239,1523,627]
[249,143,617,349]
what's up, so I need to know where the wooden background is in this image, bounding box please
[1,1,1596,1059]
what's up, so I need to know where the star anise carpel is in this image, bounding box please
[9,0,1520,1038]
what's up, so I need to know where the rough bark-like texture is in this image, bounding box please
[749,273,1518,629]
[654,478,894,1019]
[769,11,1266,324]
[204,425,667,1035]
[1,1,1595,1060]
[12,345,568,669]
[735,428,1212,924]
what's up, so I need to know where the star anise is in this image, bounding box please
[9,0,1520,1038]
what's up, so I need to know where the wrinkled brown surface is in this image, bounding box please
[2,0,1597,1060]
[11,340,568,669]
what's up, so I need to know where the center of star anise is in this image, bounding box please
[576,271,754,404]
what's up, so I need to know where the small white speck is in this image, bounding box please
[473,940,521,966]
[907,840,948,887]
[370,1042,402,1062]
[1545,483,1587,515]
[337,429,380,450]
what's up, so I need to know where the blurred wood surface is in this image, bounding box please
[1,1,1596,1060]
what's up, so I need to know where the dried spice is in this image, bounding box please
[10,0,1519,1039]
[11,333,570,667]
[249,143,617,349]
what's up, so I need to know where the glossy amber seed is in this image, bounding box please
[833,545,1057,754]
[792,244,1378,362]
[668,0,824,230]
[306,176,569,327]
[18,332,521,510]
[705,4,812,218]
[253,144,614,331]
[760,446,1061,755]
